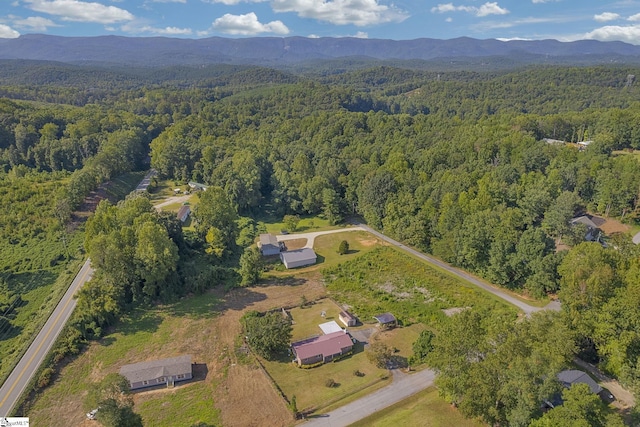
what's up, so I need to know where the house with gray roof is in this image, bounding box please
[557,369,602,394]
[280,248,317,269]
[120,355,193,390]
[258,233,282,256]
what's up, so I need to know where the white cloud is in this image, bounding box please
[24,0,134,24]
[0,24,20,38]
[584,24,640,44]
[629,13,640,22]
[532,0,558,3]
[13,16,60,31]
[201,0,267,4]
[353,31,368,38]
[594,12,620,22]
[212,12,289,35]
[431,2,508,17]
[149,0,186,3]
[271,0,408,26]
[445,17,452,22]
[308,34,320,38]
[477,2,508,17]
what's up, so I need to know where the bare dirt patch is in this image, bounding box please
[213,277,326,427]
[598,217,630,235]
[357,238,380,247]
[282,238,307,250]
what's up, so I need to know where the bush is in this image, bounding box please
[353,369,365,377]
[37,367,55,389]
[325,378,336,388]
[337,240,349,255]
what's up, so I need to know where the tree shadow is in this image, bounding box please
[7,270,57,293]
[346,249,360,255]
[388,355,408,369]
[316,254,326,265]
[113,310,163,336]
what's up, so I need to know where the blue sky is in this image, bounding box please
[1,0,640,44]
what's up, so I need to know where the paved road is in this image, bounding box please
[353,222,558,314]
[0,259,94,416]
[302,368,436,427]
[134,169,156,192]
[276,227,366,249]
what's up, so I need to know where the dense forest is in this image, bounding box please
[1,60,640,424]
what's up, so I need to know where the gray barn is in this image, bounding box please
[120,355,193,390]
[280,248,317,269]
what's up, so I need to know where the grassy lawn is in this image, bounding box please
[373,324,427,363]
[262,215,337,235]
[27,293,223,426]
[265,230,384,278]
[261,347,388,413]
[288,299,345,341]
[324,246,515,328]
[348,387,485,427]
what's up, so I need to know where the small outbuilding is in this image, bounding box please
[339,311,357,327]
[319,320,343,335]
[120,355,193,390]
[374,313,397,328]
[280,248,317,269]
[177,205,191,223]
[258,233,282,256]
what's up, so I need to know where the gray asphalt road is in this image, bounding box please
[302,368,436,427]
[0,258,94,416]
[354,223,558,314]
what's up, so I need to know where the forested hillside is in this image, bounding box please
[1,61,640,424]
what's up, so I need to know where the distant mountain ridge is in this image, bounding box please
[1,35,640,67]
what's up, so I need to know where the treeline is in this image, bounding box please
[150,79,640,297]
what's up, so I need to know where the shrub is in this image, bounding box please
[325,378,336,388]
[337,240,349,255]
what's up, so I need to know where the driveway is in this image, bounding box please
[153,195,191,211]
[276,227,366,249]
[301,368,436,427]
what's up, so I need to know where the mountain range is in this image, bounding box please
[1,35,640,68]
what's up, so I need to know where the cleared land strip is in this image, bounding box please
[0,259,94,416]
[353,222,559,315]
[276,227,366,248]
[303,368,436,427]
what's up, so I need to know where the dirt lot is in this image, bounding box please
[213,274,327,427]
[598,217,630,235]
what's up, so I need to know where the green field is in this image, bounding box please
[348,387,485,427]
[324,246,514,328]
[27,294,223,426]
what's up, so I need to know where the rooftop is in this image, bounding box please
[557,369,602,394]
[120,355,192,384]
[259,233,279,246]
[292,331,352,361]
[374,313,396,324]
[281,248,317,263]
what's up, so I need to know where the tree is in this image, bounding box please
[283,214,300,232]
[366,341,392,368]
[85,373,143,427]
[410,329,434,365]
[239,246,263,286]
[193,186,238,249]
[241,310,292,360]
[529,383,623,427]
[337,240,349,255]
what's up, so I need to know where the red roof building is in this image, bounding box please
[291,331,354,366]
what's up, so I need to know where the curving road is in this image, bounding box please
[276,223,558,314]
[303,368,436,427]
[352,222,559,315]
[0,259,94,416]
